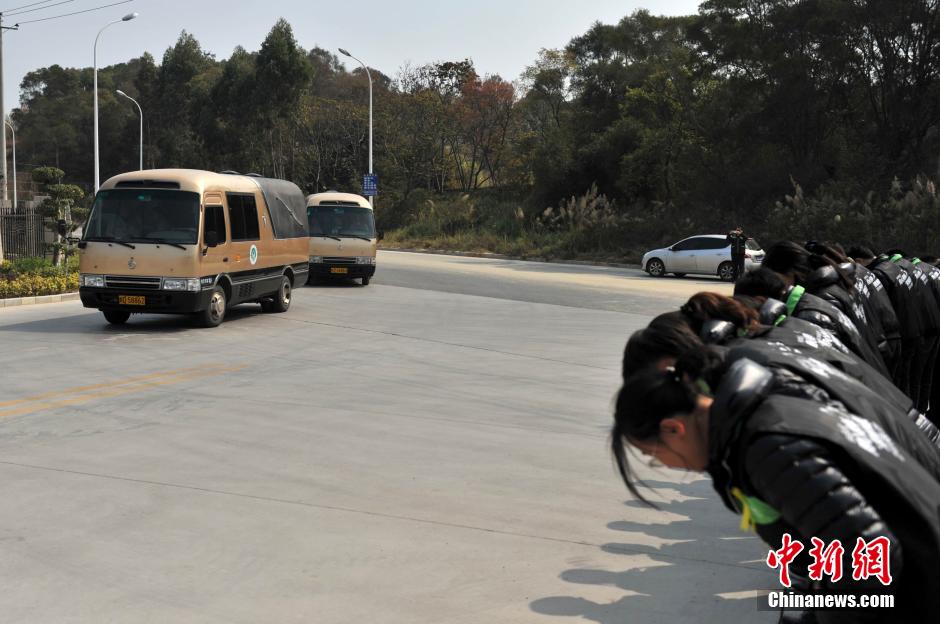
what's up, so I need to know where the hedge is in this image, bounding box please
[0,272,79,299]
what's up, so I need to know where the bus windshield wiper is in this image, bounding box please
[338,235,374,242]
[133,237,188,250]
[86,236,136,249]
[316,234,342,241]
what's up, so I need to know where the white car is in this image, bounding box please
[642,234,764,281]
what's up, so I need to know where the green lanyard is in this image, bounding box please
[785,285,805,317]
[773,285,805,326]
[731,487,781,532]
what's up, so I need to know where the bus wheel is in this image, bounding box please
[103,310,130,325]
[269,275,292,313]
[361,277,371,286]
[197,287,227,327]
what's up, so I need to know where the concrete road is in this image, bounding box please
[0,251,774,624]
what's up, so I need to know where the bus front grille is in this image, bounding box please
[105,276,162,290]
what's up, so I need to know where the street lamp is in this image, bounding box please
[338,47,374,207]
[116,89,143,171]
[94,12,138,192]
[3,118,14,210]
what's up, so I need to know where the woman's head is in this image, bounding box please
[733,267,788,300]
[623,312,703,378]
[807,240,849,265]
[679,292,761,335]
[611,368,712,503]
[764,241,853,290]
[762,241,813,285]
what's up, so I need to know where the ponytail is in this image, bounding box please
[679,292,761,335]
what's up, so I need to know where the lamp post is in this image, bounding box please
[94,12,138,192]
[338,47,373,207]
[3,117,14,210]
[116,89,143,171]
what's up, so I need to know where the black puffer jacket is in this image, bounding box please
[896,256,940,334]
[853,263,901,370]
[867,257,923,340]
[908,259,940,332]
[707,359,940,623]
[805,265,886,368]
[701,318,936,444]
[778,286,889,377]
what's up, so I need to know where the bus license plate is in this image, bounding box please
[119,295,146,306]
[330,267,348,275]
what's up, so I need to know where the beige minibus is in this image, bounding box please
[306,192,379,285]
[79,169,309,327]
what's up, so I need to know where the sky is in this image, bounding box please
[1,0,702,117]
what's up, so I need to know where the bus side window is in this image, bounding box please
[228,193,260,241]
[204,205,227,244]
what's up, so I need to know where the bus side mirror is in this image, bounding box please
[204,231,219,248]
[377,230,385,241]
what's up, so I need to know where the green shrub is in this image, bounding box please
[0,272,79,298]
[11,257,55,274]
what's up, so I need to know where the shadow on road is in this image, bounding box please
[0,304,266,334]
[304,278,367,289]
[530,479,773,624]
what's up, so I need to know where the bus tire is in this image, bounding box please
[103,310,130,325]
[197,286,227,327]
[268,275,292,313]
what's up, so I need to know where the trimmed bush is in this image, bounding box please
[0,272,79,299]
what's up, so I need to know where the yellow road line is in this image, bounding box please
[0,365,231,409]
[0,365,247,419]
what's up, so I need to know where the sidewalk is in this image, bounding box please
[0,292,79,308]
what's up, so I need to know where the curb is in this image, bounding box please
[379,247,643,270]
[0,292,80,308]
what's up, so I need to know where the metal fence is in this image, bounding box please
[0,202,49,261]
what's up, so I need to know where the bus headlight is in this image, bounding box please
[162,278,200,292]
[309,256,323,264]
[81,274,105,288]
[355,256,376,265]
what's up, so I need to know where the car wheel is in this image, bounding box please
[103,310,130,325]
[646,258,666,277]
[673,273,686,278]
[268,275,292,313]
[718,262,735,282]
[197,286,227,327]
[361,277,371,286]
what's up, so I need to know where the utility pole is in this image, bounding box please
[0,13,16,263]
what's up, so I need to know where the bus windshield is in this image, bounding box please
[84,189,201,245]
[307,204,375,239]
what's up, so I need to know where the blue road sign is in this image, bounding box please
[362,174,379,197]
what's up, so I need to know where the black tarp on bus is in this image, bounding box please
[252,177,308,239]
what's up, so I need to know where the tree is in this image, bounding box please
[254,19,313,179]
[31,167,85,266]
